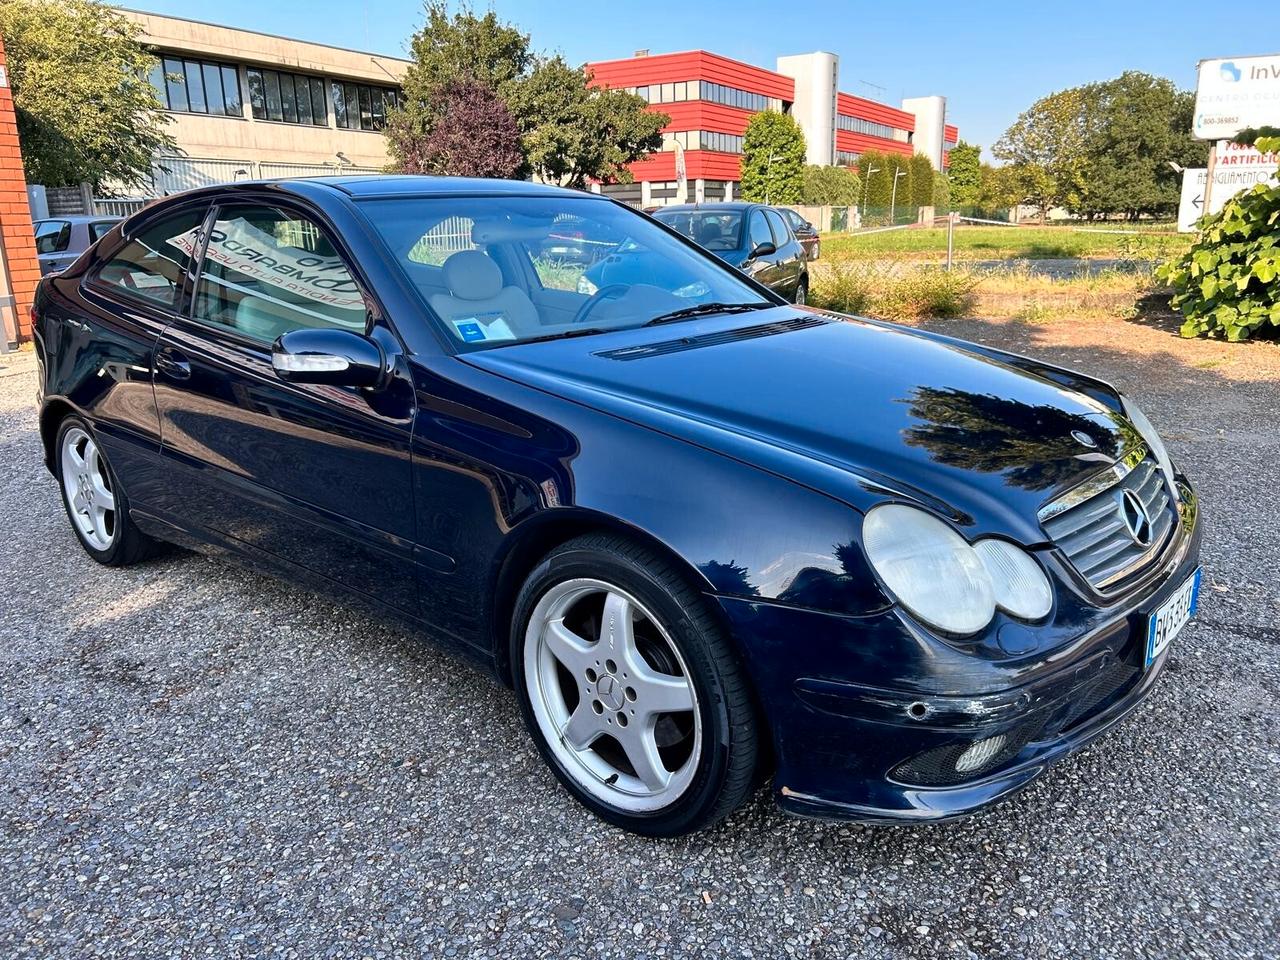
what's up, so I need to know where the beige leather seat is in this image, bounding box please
[429,250,539,343]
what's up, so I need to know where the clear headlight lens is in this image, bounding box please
[863,505,995,635]
[863,504,1053,636]
[973,539,1052,621]
[1121,397,1179,499]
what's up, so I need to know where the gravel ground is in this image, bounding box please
[1,314,1277,960]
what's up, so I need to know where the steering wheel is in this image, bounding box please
[573,284,631,325]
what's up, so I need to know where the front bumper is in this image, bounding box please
[715,487,1202,824]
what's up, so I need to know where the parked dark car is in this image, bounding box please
[779,207,820,260]
[34,215,122,276]
[33,176,1201,837]
[647,202,809,304]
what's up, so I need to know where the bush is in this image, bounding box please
[811,264,979,321]
[1156,136,1280,341]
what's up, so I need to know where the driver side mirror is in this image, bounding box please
[747,241,776,261]
[271,327,386,388]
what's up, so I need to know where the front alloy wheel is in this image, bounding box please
[525,578,701,811]
[512,534,758,836]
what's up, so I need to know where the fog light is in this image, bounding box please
[955,735,1008,774]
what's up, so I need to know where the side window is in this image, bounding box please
[34,220,71,254]
[94,208,207,309]
[785,209,806,230]
[89,221,117,243]
[192,204,368,343]
[748,210,773,251]
[764,209,790,245]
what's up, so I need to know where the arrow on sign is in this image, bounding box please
[1192,195,1203,209]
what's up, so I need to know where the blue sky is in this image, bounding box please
[123,0,1264,155]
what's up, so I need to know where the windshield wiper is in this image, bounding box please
[643,301,774,327]
[516,327,612,345]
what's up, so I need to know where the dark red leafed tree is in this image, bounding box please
[394,78,523,179]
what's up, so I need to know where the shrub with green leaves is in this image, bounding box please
[1157,136,1280,341]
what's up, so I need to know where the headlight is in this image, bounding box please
[863,504,1053,635]
[577,275,598,296]
[1121,397,1179,499]
[973,539,1052,621]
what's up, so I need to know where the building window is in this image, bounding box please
[836,114,906,141]
[660,130,745,154]
[835,151,861,166]
[332,81,400,131]
[247,68,328,126]
[149,57,242,117]
[624,80,782,113]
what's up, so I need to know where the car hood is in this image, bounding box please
[462,308,1131,541]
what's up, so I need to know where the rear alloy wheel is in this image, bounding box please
[512,535,758,836]
[56,416,163,566]
[794,276,809,306]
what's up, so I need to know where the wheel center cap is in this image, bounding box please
[596,674,624,711]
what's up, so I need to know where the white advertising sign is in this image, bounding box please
[1193,54,1280,140]
[168,220,364,313]
[1177,141,1279,232]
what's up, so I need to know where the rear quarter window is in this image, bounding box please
[92,207,207,309]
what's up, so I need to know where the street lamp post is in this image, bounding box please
[764,154,785,204]
[861,166,879,224]
[890,168,908,224]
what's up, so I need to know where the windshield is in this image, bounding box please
[359,195,770,349]
[652,209,744,252]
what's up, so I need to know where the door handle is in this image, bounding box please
[155,349,192,381]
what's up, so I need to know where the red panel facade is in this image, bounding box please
[0,36,39,342]
[836,92,915,133]
[944,124,959,144]
[587,50,796,187]
[835,129,914,160]
[626,150,744,183]
[588,51,794,102]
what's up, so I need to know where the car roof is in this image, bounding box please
[35,215,121,225]
[654,203,758,214]
[312,174,590,199]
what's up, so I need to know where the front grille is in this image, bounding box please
[1040,453,1175,590]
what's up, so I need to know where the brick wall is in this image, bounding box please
[0,35,39,342]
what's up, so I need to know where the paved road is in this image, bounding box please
[1,319,1277,959]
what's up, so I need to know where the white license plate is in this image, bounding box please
[1146,568,1201,667]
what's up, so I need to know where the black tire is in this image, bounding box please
[794,275,809,305]
[511,533,759,836]
[54,415,165,566]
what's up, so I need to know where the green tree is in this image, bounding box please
[978,163,1025,214]
[948,141,983,209]
[389,2,665,185]
[1075,72,1205,219]
[800,164,860,205]
[994,86,1092,218]
[511,57,665,188]
[932,171,951,211]
[908,154,935,208]
[740,111,806,203]
[0,0,174,189]
[391,0,532,150]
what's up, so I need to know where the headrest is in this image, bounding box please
[442,250,503,301]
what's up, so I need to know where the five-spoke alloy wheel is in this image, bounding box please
[512,534,758,836]
[525,578,701,812]
[55,416,162,566]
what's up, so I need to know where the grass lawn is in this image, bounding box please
[820,225,1191,262]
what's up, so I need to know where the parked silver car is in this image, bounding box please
[34,216,121,276]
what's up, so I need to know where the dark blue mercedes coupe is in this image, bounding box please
[32,177,1202,836]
